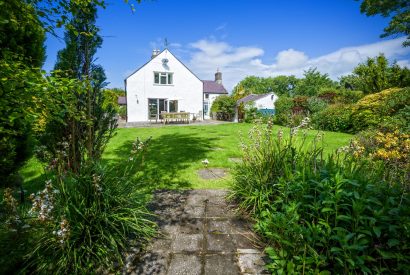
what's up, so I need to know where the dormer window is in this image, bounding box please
[154,72,173,85]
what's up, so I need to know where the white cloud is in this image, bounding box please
[275,49,309,69]
[185,37,410,92]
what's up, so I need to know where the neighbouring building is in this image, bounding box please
[125,49,227,122]
[235,92,278,121]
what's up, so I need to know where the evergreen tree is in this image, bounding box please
[41,2,116,172]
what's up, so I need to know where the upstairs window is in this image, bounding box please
[154,72,173,85]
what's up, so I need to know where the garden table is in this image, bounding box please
[162,112,190,124]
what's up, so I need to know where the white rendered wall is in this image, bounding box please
[205,94,221,119]
[126,50,203,122]
[254,93,279,109]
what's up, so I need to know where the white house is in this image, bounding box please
[235,93,279,121]
[125,49,227,122]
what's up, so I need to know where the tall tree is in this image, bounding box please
[340,54,410,94]
[294,68,335,96]
[358,0,410,47]
[41,2,116,172]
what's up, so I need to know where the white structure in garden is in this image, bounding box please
[125,49,227,122]
[235,93,279,122]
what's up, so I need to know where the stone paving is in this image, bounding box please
[126,189,268,275]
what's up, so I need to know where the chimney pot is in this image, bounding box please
[215,69,222,84]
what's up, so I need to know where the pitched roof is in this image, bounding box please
[202,80,228,94]
[125,49,201,82]
[118,96,126,105]
[237,93,272,104]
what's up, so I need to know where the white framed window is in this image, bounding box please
[154,72,173,85]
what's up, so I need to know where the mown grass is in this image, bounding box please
[102,123,353,189]
[17,123,353,192]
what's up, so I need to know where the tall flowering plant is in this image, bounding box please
[0,136,156,273]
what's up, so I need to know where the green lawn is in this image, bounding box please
[18,123,353,192]
[101,123,353,189]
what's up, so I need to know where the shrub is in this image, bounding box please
[356,130,409,185]
[1,138,156,273]
[335,90,364,104]
[351,87,410,132]
[231,122,410,274]
[312,104,353,132]
[307,96,328,114]
[273,96,294,126]
[118,106,127,119]
[377,105,410,133]
[243,106,259,123]
[210,95,236,121]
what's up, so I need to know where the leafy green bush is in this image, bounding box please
[307,96,328,113]
[231,122,410,274]
[335,89,364,104]
[312,104,353,132]
[0,56,40,186]
[210,95,236,121]
[243,106,259,123]
[119,106,127,119]
[351,87,410,132]
[273,96,294,126]
[1,138,156,273]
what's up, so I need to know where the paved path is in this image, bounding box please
[125,189,268,274]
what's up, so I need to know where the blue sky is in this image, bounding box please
[44,0,410,91]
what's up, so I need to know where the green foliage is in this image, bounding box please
[335,89,364,104]
[273,96,294,126]
[232,75,299,99]
[356,129,409,185]
[351,87,410,132]
[38,2,117,172]
[340,54,410,94]
[210,95,236,121]
[312,104,353,133]
[0,0,46,185]
[359,0,410,47]
[0,0,45,67]
[0,55,43,186]
[307,96,328,113]
[243,105,258,123]
[294,68,335,96]
[0,139,156,273]
[231,123,410,274]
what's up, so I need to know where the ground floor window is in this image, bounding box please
[169,100,178,113]
[148,98,179,120]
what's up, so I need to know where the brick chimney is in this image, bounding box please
[215,69,222,84]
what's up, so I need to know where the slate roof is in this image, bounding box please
[237,93,271,104]
[202,80,228,94]
[118,96,126,105]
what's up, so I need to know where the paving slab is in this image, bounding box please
[204,254,241,275]
[130,189,267,274]
[206,233,236,252]
[237,252,269,274]
[171,233,203,252]
[167,254,202,275]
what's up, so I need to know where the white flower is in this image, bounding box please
[202,159,209,165]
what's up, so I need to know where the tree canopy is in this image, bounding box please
[340,54,410,94]
[358,0,410,47]
[0,0,45,67]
